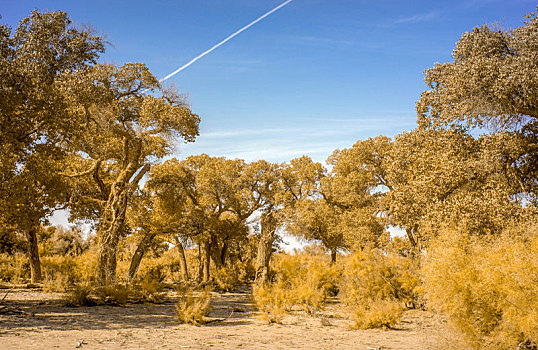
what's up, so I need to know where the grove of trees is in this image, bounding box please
[1,8,536,350]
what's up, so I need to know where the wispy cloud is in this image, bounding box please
[175,114,417,163]
[202,128,289,138]
[394,11,439,24]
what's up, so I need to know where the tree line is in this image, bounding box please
[1,8,536,296]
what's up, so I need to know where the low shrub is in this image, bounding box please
[130,273,165,303]
[350,299,404,330]
[214,266,240,292]
[66,283,130,306]
[252,253,341,322]
[41,256,78,292]
[0,253,29,283]
[65,282,98,306]
[175,286,212,325]
[252,281,292,323]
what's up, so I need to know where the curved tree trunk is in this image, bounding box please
[26,225,42,283]
[128,231,157,283]
[255,213,278,284]
[405,226,418,248]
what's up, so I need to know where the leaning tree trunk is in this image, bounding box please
[127,230,157,283]
[254,213,278,284]
[26,225,42,283]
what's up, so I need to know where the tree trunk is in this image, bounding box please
[95,159,149,286]
[210,240,224,270]
[220,242,227,267]
[176,240,189,281]
[330,249,337,263]
[128,231,157,283]
[196,244,203,283]
[26,226,42,283]
[201,239,211,283]
[405,227,418,248]
[255,213,277,284]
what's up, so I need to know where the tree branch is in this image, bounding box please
[60,160,100,178]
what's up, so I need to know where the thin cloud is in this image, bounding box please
[394,11,439,24]
[202,128,290,138]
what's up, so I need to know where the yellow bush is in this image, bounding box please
[130,273,165,303]
[422,223,538,349]
[350,300,404,329]
[0,253,29,282]
[175,286,212,325]
[66,283,131,306]
[41,255,78,292]
[214,266,240,292]
[252,253,341,322]
[340,248,418,329]
[252,281,291,323]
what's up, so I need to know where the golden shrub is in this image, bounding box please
[175,286,212,325]
[65,283,131,306]
[214,266,240,292]
[41,255,78,292]
[252,281,291,323]
[422,223,538,349]
[0,253,29,282]
[350,300,404,330]
[252,253,341,322]
[340,248,418,329]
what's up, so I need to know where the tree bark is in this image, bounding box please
[128,231,157,283]
[255,213,277,284]
[95,157,149,285]
[26,226,42,283]
[405,227,417,248]
[201,239,211,283]
[220,242,227,267]
[176,240,189,281]
[330,249,337,263]
[196,244,203,283]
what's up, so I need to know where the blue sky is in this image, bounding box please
[2,0,535,164]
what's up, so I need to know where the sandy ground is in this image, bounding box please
[0,288,448,350]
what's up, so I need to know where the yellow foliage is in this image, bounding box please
[252,281,291,323]
[340,248,419,329]
[41,255,78,292]
[0,253,29,282]
[422,223,538,349]
[350,300,404,330]
[175,286,212,325]
[214,266,240,292]
[66,283,129,306]
[252,253,341,322]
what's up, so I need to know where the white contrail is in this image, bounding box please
[158,0,293,83]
